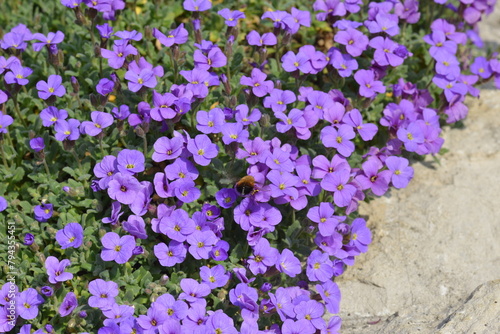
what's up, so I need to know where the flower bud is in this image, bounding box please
[71,76,80,93]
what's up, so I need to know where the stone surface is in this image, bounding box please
[336,9,500,334]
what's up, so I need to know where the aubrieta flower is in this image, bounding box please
[107,172,142,205]
[81,111,114,136]
[187,134,219,166]
[276,249,302,277]
[59,292,78,317]
[101,41,138,69]
[183,0,212,12]
[96,78,115,96]
[0,114,14,134]
[88,279,119,310]
[32,31,64,52]
[218,8,246,26]
[354,69,386,98]
[240,68,275,97]
[36,75,66,100]
[334,28,369,57]
[45,256,73,284]
[320,124,356,157]
[29,137,45,152]
[264,89,296,113]
[117,149,145,175]
[154,241,187,267]
[34,203,53,222]
[187,230,218,260]
[246,30,278,46]
[196,108,225,134]
[40,106,68,127]
[16,288,44,320]
[385,156,414,188]
[56,222,84,249]
[54,119,81,141]
[4,62,32,86]
[100,232,136,264]
[24,233,34,245]
[125,57,164,92]
[200,265,230,289]
[152,24,189,48]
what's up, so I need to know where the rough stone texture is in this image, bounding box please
[336,8,500,334]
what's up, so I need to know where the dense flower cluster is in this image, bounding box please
[0,0,498,333]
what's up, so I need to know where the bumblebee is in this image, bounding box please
[235,175,256,196]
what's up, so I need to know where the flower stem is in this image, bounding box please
[13,96,27,127]
[42,157,51,176]
[0,141,9,168]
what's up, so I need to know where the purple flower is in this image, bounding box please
[194,46,227,70]
[470,56,492,79]
[334,28,368,57]
[385,156,414,188]
[397,122,425,152]
[40,106,68,127]
[342,109,378,141]
[354,69,386,98]
[36,75,66,99]
[45,256,73,284]
[282,319,315,334]
[88,279,118,309]
[246,30,277,46]
[34,203,53,222]
[23,233,34,245]
[152,24,189,47]
[180,69,219,98]
[218,8,246,26]
[183,0,211,11]
[56,222,84,249]
[29,137,45,152]
[307,203,345,237]
[54,119,81,141]
[281,50,313,73]
[234,105,261,126]
[40,286,53,297]
[117,149,145,175]
[276,249,302,277]
[81,111,114,136]
[355,158,392,196]
[107,173,142,205]
[328,47,358,77]
[200,265,230,289]
[154,241,187,267]
[96,78,114,96]
[316,280,341,314]
[263,89,296,113]
[100,232,136,264]
[187,134,219,166]
[32,31,64,52]
[314,0,347,21]
[240,68,274,97]
[321,169,357,208]
[187,230,218,260]
[369,36,405,67]
[247,238,279,275]
[306,250,334,282]
[0,114,14,134]
[152,136,184,162]
[423,31,457,59]
[179,278,211,303]
[59,292,77,317]
[173,179,201,203]
[112,105,131,120]
[365,13,400,36]
[123,215,148,239]
[221,122,249,145]
[4,62,32,85]
[159,208,195,242]
[294,300,325,331]
[196,108,225,134]
[320,124,356,157]
[16,288,44,320]
[346,218,372,253]
[101,42,138,69]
